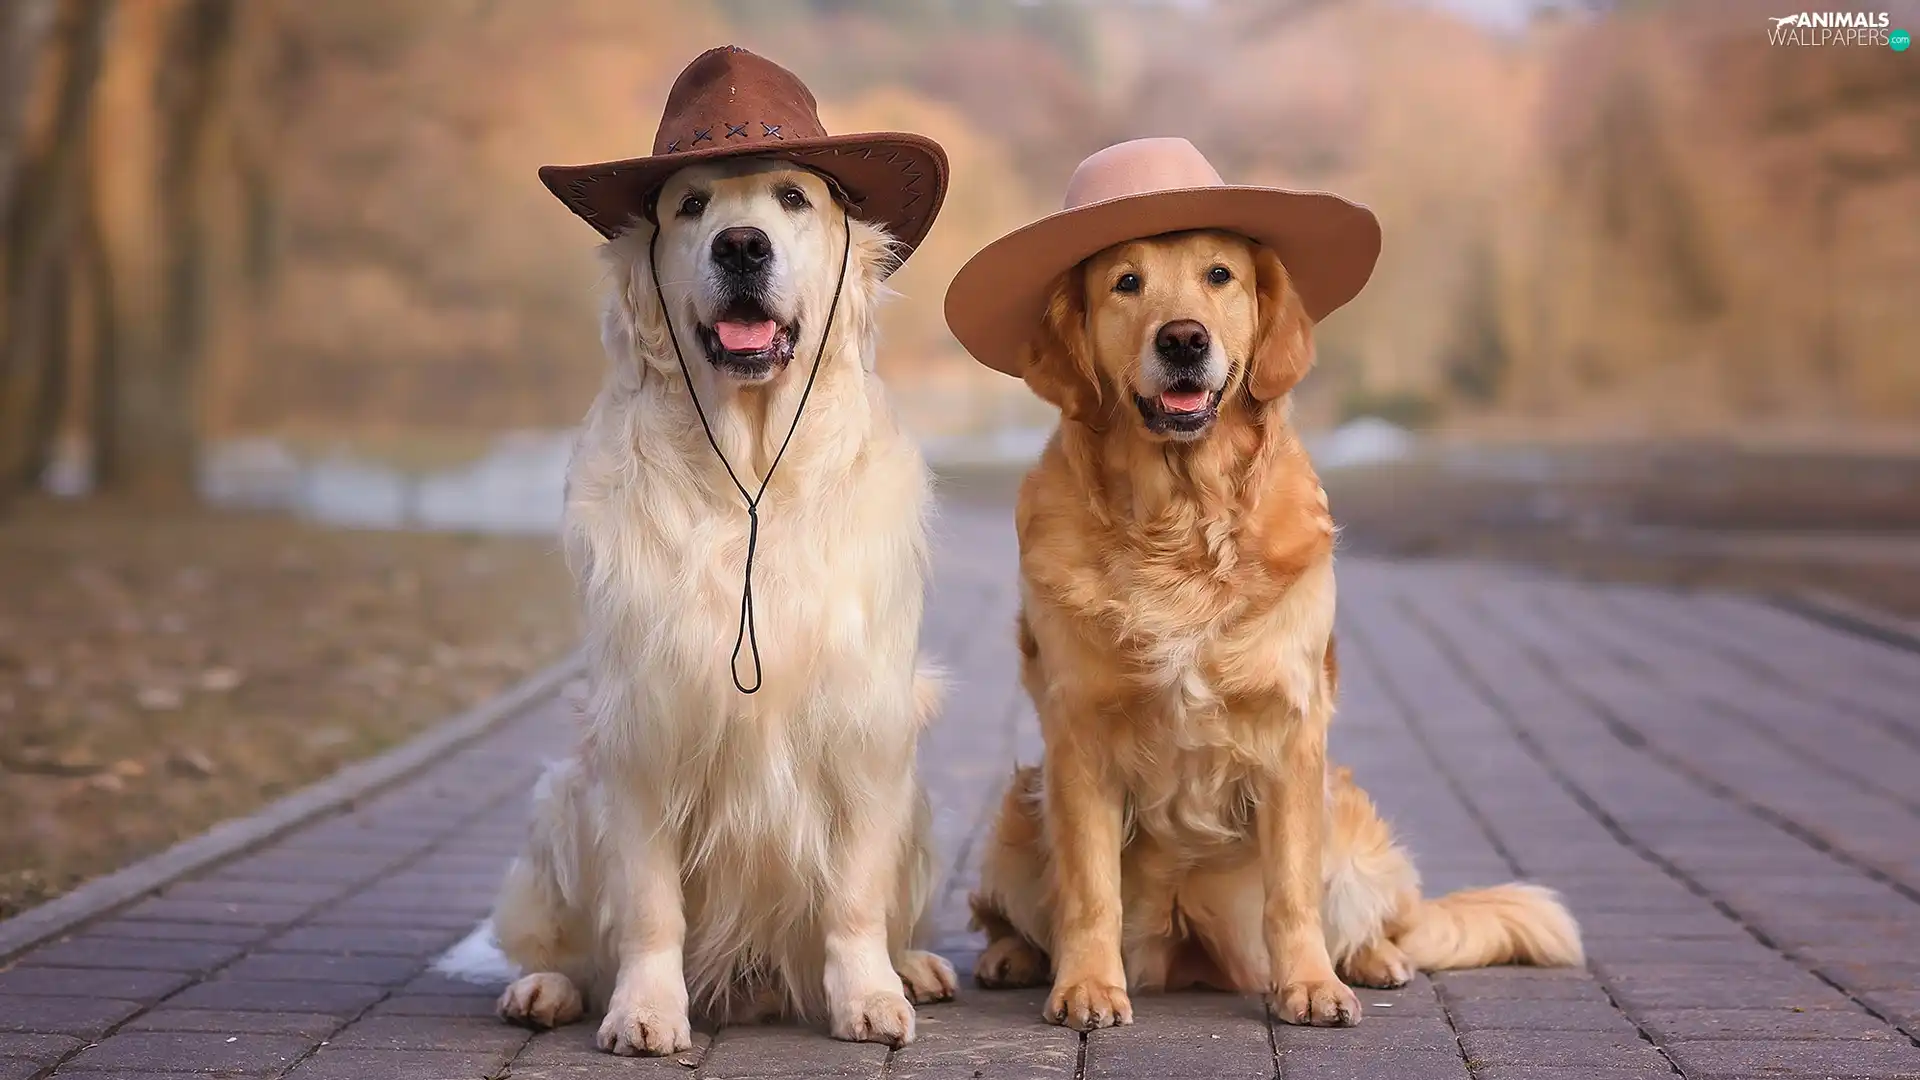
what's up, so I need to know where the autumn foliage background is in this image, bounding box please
[3,0,1919,499]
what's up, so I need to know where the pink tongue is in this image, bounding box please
[715,320,778,351]
[1159,389,1209,413]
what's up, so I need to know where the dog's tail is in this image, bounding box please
[433,918,520,985]
[1393,883,1584,971]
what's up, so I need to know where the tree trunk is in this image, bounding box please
[93,0,237,504]
[0,0,62,217]
[0,0,112,498]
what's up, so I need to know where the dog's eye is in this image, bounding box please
[677,192,709,218]
[1113,272,1141,295]
[1207,266,1232,285]
[779,186,810,211]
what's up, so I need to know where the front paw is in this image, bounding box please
[831,988,916,1047]
[897,949,958,1004]
[1044,977,1132,1030]
[596,999,693,1057]
[1269,976,1361,1027]
[498,972,584,1029]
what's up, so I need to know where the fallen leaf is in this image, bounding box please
[136,687,183,711]
[168,748,217,778]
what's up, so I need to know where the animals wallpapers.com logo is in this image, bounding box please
[1767,11,1906,47]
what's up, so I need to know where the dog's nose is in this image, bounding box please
[711,227,773,276]
[1155,320,1211,366]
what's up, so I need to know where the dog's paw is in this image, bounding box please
[830,989,916,1047]
[1339,940,1412,990]
[497,972,584,1029]
[1269,976,1361,1027]
[897,949,958,1004]
[974,936,1049,989]
[1044,977,1132,1030]
[596,1000,693,1057]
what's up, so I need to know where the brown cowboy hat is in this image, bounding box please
[945,137,1381,376]
[539,46,948,272]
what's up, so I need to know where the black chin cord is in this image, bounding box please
[648,213,852,694]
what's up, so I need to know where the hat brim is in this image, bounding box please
[540,132,948,275]
[945,186,1381,376]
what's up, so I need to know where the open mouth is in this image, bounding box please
[696,300,797,382]
[1133,382,1223,438]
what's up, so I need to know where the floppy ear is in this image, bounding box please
[599,223,673,372]
[1021,269,1107,427]
[1247,246,1317,403]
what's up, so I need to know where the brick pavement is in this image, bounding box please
[1,490,1917,1078]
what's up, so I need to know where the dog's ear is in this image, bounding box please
[1247,246,1316,403]
[1021,269,1106,427]
[599,224,672,369]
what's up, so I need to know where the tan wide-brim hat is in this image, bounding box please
[946,137,1380,375]
[540,46,948,274]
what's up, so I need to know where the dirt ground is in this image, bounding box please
[0,499,577,920]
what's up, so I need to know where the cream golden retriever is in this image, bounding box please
[966,230,1582,1031]
[442,159,955,1055]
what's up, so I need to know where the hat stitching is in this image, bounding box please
[692,127,713,144]
[726,122,749,139]
[762,123,782,139]
[666,140,680,153]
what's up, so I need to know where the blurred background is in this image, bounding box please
[1,0,1916,915]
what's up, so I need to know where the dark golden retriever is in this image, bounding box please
[967,230,1583,1031]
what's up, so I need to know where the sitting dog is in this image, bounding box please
[443,47,957,1054]
[944,139,1583,1031]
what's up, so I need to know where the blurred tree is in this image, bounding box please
[0,0,111,500]
[93,0,241,504]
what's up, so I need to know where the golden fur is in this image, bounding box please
[968,230,1582,1031]
[474,161,954,1055]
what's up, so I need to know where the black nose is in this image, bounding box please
[1155,320,1211,366]
[711,227,773,276]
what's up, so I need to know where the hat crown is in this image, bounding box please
[1062,138,1224,211]
[651,45,828,156]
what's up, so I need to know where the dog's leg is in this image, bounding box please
[970,765,1053,990]
[1257,700,1360,1028]
[1040,723,1132,1030]
[596,797,692,1057]
[823,774,921,1047]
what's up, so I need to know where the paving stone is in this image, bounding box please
[0,1059,46,1080]
[1082,994,1272,1079]
[58,1031,314,1075]
[367,994,500,1020]
[1459,1029,1668,1070]
[162,878,354,906]
[0,966,189,1002]
[1665,1038,1920,1080]
[695,1025,886,1078]
[120,1009,341,1038]
[165,979,387,1017]
[263,924,465,957]
[284,1046,513,1079]
[0,996,142,1038]
[1466,1060,1681,1068]
[16,936,246,973]
[326,1014,529,1055]
[80,918,275,945]
[1274,1048,1470,1079]
[891,990,1075,1079]
[112,897,314,927]
[1636,1007,1905,1043]
[218,952,424,985]
[0,1032,83,1066]
[1474,1070,1679,1080]
[1445,995,1641,1036]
